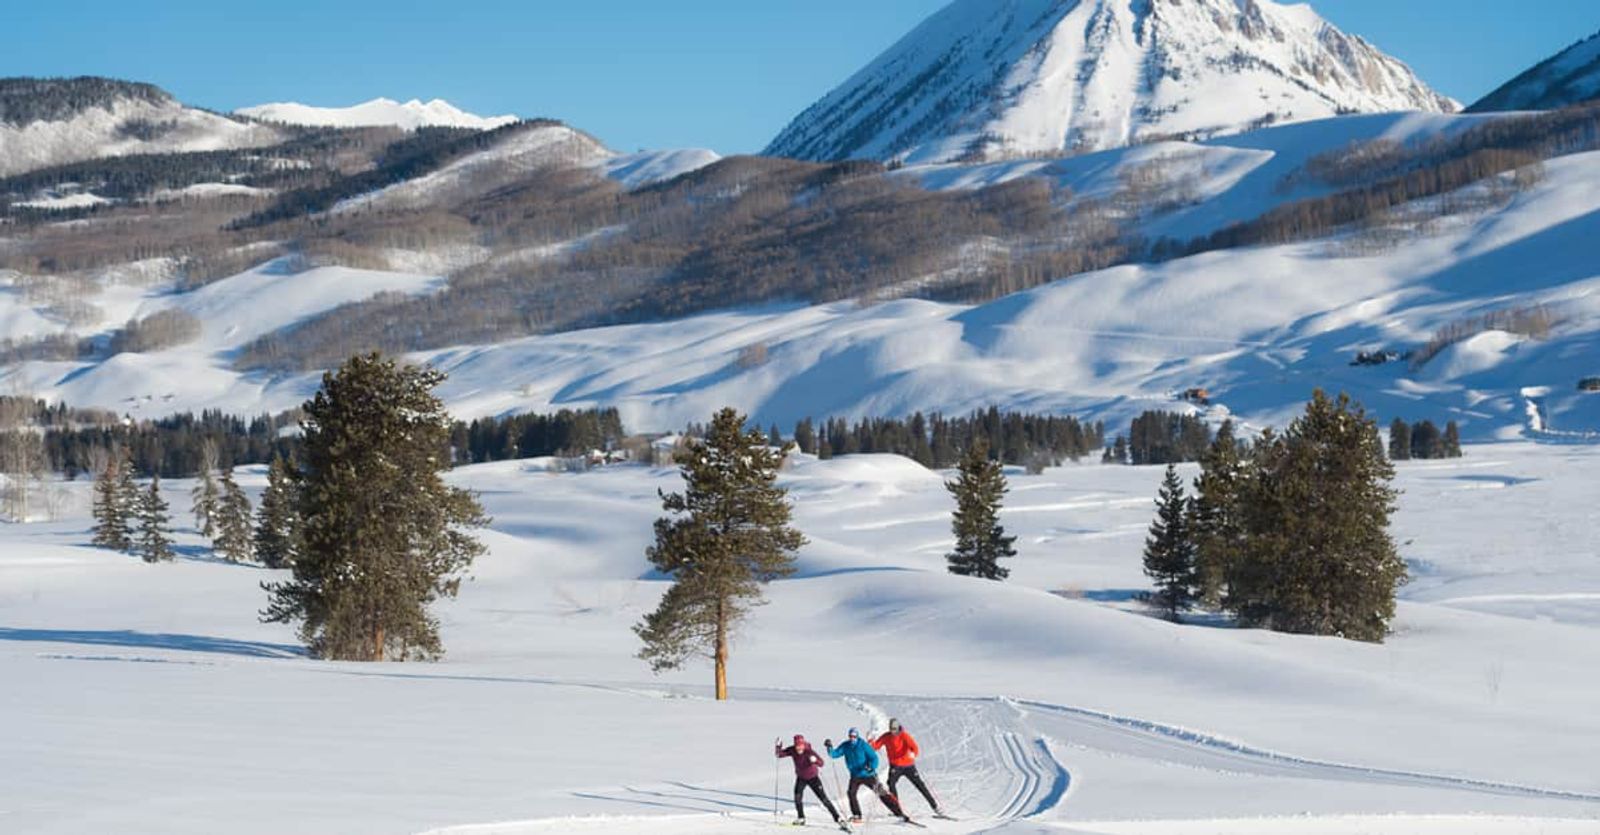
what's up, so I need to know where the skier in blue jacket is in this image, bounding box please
[825,728,912,824]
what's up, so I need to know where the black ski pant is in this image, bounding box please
[847,775,906,819]
[888,764,940,811]
[794,776,841,822]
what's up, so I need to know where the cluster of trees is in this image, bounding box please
[89,449,176,563]
[1107,410,1213,466]
[45,409,301,479]
[83,354,486,662]
[1139,393,1408,642]
[790,409,1105,470]
[452,408,625,464]
[1388,419,1463,461]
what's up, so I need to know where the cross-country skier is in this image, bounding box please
[872,718,948,818]
[825,728,913,825]
[776,735,847,829]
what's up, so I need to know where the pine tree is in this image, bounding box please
[91,449,135,552]
[212,468,255,563]
[1111,435,1130,465]
[191,438,221,537]
[945,439,1016,580]
[1443,421,1463,458]
[1143,464,1198,621]
[1227,390,1407,642]
[135,476,176,563]
[793,418,816,455]
[1191,420,1246,607]
[254,455,302,569]
[262,353,487,661]
[1388,418,1411,461]
[1411,420,1443,460]
[635,407,804,700]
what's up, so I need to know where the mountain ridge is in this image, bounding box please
[1470,31,1600,113]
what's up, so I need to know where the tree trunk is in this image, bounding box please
[373,623,385,662]
[715,598,728,701]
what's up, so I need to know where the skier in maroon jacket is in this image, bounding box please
[776,734,846,829]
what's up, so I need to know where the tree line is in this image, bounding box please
[788,409,1106,470]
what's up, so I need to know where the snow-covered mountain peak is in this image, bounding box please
[765,0,1457,163]
[236,97,519,130]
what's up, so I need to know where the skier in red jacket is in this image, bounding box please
[776,735,847,829]
[871,718,946,818]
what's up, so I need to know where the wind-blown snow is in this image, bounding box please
[236,97,519,130]
[766,0,1456,163]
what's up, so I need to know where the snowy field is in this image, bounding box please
[3,443,1599,834]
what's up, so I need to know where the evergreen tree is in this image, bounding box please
[634,407,804,700]
[793,418,816,455]
[212,468,255,563]
[254,455,302,569]
[135,475,176,563]
[1411,420,1444,460]
[1227,390,1407,642]
[262,353,488,661]
[1143,465,1198,621]
[1111,435,1130,465]
[91,449,135,552]
[768,424,782,447]
[191,438,221,537]
[1443,421,1463,458]
[1191,420,1247,607]
[1388,418,1411,461]
[945,440,1016,580]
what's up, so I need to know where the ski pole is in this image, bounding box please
[773,738,782,822]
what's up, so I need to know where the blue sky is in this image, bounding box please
[5,1,1597,153]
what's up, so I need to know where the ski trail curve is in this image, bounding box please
[1007,697,1600,804]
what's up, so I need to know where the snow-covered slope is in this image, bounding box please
[4,443,1600,833]
[236,97,519,130]
[0,78,281,177]
[1470,31,1600,112]
[766,0,1456,163]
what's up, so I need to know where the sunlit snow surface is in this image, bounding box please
[3,445,1600,833]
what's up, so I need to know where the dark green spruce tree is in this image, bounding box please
[213,468,255,563]
[1228,390,1407,642]
[635,407,805,701]
[1411,420,1443,460]
[1388,418,1411,461]
[91,449,135,552]
[263,353,488,661]
[1443,421,1463,458]
[1191,420,1247,607]
[135,476,176,563]
[945,439,1016,580]
[1143,464,1198,621]
[254,455,302,569]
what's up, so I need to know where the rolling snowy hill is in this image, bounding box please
[0,77,282,177]
[3,444,1600,833]
[764,0,1456,163]
[236,97,520,130]
[4,111,1594,444]
[1470,31,1600,113]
